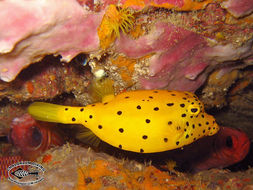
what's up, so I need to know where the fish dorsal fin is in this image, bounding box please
[76,127,101,148]
[90,78,115,103]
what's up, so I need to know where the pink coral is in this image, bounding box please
[222,0,253,17]
[0,0,104,82]
[115,22,253,91]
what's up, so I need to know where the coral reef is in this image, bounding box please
[114,5,253,91]
[98,4,135,49]
[0,0,252,92]
[221,0,253,17]
[0,0,253,189]
[216,84,253,139]
[0,56,91,103]
[1,144,253,190]
[200,69,241,109]
[0,0,103,82]
[121,0,218,11]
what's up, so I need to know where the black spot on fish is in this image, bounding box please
[80,108,84,112]
[201,114,204,118]
[125,96,129,99]
[181,113,186,117]
[117,111,122,115]
[182,97,187,100]
[104,102,108,105]
[171,94,176,96]
[206,122,209,125]
[191,102,194,105]
[190,116,193,118]
[65,108,68,111]
[185,93,189,96]
[91,104,95,107]
[184,128,187,132]
[191,133,193,136]
[153,107,159,111]
[208,127,211,130]
[137,105,141,109]
[89,115,93,119]
[194,138,196,141]
[180,104,185,108]
[119,128,124,133]
[142,99,145,101]
[203,130,206,133]
[176,141,179,145]
[185,134,189,139]
[146,119,150,123]
[85,120,87,122]
[142,135,148,139]
[199,123,202,127]
[176,126,181,130]
[153,91,158,93]
[119,145,122,149]
[167,103,174,106]
[98,125,102,129]
[164,138,168,142]
[191,108,198,113]
[140,149,144,153]
[168,121,172,125]
[72,117,76,121]
[186,122,189,126]
[192,124,195,129]
[149,96,153,99]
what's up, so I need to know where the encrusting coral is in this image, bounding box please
[98,4,135,49]
[1,144,252,190]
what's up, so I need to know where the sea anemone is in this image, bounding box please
[98,4,135,49]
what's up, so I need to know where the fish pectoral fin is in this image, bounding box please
[90,78,115,103]
[76,127,101,148]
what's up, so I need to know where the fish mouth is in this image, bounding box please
[241,140,250,151]
[237,140,250,159]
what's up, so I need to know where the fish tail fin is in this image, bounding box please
[90,77,115,103]
[28,102,84,124]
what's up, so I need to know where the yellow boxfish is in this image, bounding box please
[28,81,219,153]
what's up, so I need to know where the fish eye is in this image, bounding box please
[187,105,200,116]
[225,136,233,148]
[30,126,42,147]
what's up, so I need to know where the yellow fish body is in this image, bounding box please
[28,90,219,153]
